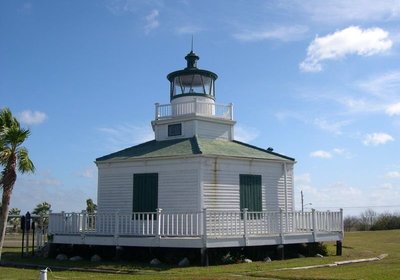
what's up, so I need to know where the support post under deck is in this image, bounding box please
[336,240,343,256]
[201,248,209,266]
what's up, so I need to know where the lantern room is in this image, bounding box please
[167,50,218,101]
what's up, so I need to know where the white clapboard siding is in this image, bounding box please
[97,171,133,213]
[154,120,195,141]
[158,168,198,211]
[196,121,231,140]
[154,118,233,141]
[202,158,294,212]
[97,158,201,214]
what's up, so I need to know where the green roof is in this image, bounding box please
[96,137,295,162]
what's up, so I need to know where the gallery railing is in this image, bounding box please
[49,208,343,239]
[155,100,233,120]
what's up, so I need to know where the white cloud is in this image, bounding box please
[314,118,351,135]
[295,181,400,215]
[295,173,312,186]
[358,71,400,98]
[144,9,159,34]
[300,26,392,72]
[106,0,162,15]
[386,171,400,178]
[106,0,138,14]
[310,148,352,159]
[301,0,400,23]
[363,132,394,146]
[234,125,260,143]
[339,96,383,114]
[386,102,400,116]
[332,148,344,155]
[98,123,154,152]
[77,166,98,179]
[234,25,308,42]
[18,110,47,125]
[310,150,332,159]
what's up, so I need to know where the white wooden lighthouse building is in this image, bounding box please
[49,50,343,263]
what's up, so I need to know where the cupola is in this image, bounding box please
[167,50,218,102]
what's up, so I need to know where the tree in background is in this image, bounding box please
[359,209,377,231]
[86,198,97,229]
[0,108,35,261]
[8,208,21,232]
[32,202,51,231]
[86,198,97,214]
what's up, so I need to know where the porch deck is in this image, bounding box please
[48,209,343,249]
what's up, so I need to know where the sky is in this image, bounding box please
[1,0,400,217]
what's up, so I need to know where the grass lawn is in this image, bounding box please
[1,230,399,279]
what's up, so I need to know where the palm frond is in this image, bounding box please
[17,147,35,174]
[3,126,30,148]
[0,147,12,165]
[0,107,20,132]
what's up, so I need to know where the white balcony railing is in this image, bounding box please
[155,100,233,121]
[49,209,343,239]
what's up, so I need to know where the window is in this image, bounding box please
[133,173,158,215]
[168,123,182,137]
[240,174,262,217]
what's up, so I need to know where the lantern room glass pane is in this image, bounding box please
[172,74,214,97]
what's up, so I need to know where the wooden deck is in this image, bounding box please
[48,209,343,249]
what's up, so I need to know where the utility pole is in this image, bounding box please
[301,190,311,213]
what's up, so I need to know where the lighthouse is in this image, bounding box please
[49,49,343,266]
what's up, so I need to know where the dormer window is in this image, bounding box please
[168,123,182,137]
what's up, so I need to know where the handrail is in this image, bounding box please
[155,100,233,120]
[48,209,343,238]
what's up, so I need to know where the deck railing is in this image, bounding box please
[155,100,233,120]
[49,209,343,239]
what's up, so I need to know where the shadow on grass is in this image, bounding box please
[1,250,175,275]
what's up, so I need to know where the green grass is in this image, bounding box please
[1,230,400,279]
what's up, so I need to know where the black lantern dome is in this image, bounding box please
[167,50,218,101]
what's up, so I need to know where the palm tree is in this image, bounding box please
[8,208,21,232]
[86,198,97,214]
[0,108,35,260]
[32,201,51,230]
[86,199,97,229]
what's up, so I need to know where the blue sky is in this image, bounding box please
[1,0,400,216]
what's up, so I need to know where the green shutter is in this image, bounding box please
[133,173,158,212]
[240,174,262,212]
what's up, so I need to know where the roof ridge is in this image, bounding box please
[96,139,157,161]
[232,140,295,161]
[191,136,202,154]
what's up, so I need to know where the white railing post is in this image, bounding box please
[155,103,160,120]
[114,211,119,241]
[229,103,234,120]
[243,208,248,245]
[81,210,87,240]
[156,208,162,238]
[312,208,317,241]
[71,212,77,233]
[202,208,208,246]
[279,208,284,243]
[194,98,198,115]
[61,211,66,233]
[340,208,344,236]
